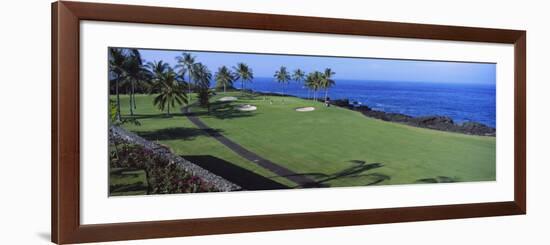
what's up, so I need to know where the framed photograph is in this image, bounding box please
[52,1,526,244]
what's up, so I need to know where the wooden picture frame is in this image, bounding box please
[51,1,526,244]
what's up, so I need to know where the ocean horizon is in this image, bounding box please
[232,77,496,127]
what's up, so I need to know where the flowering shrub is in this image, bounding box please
[109,137,215,194]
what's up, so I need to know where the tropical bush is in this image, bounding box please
[109,137,215,194]
[109,99,141,126]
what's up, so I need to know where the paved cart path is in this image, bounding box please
[185,114,320,188]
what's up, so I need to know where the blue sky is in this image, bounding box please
[136,48,496,84]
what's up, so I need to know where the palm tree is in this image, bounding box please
[175,52,196,104]
[321,68,336,101]
[292,68,306,98]
[191,63,212,89]
[192,63,213,110]
[274,66,291,103]
[146,60,170,79]
[214,66,234,93]
[149,67,187,116]
[108,48,129,122]
[124,49,150,116]
[306,71,323,101]
[233,63,254,94]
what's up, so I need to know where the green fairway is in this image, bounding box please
[114,92,495,189]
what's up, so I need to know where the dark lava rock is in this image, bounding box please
[407,115,496,136]
[332,103,495,136]
[461,121,496,136]
[331,99,352,108]
[361,110,413,123]
[410,116,456,130]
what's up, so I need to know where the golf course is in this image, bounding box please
[107,48,497,195]
[115,92,496,190]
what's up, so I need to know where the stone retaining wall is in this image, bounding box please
[110,125,241,192]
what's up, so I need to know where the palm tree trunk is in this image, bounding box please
[132,80,137,110]
[325,89,328,101]
[224,84,226,93]
[129,81,135,116]
[314,90,317,101]
[189,72,195,114]
[241,79,244,95]
[115,78,121,122]
[167,103,170,116]
[133,92,136,109]
[282,83,285,103]
[188,73,192,105]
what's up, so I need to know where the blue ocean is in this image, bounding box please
[234,78,496,127]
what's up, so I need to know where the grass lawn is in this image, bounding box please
[112,91,495,189]
[115,93,297,188]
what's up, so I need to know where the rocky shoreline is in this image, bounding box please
[331,99,495,136]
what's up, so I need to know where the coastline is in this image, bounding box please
[245,89,496,137]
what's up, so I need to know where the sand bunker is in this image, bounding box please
[218,96,238,102]
[237,104,257,111]
[295,107,315,112]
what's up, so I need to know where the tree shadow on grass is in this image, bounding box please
[109,182,147,194]
[123,113,184,120]
[211,102,256,120]
[187,100,258,120]
[415,176,459,184]
[182,155,290,191]
[110,168,141,178]
[236,93,264,101]
[135,127,224,141]
[109,168,148,195]
[281,160,390,188]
